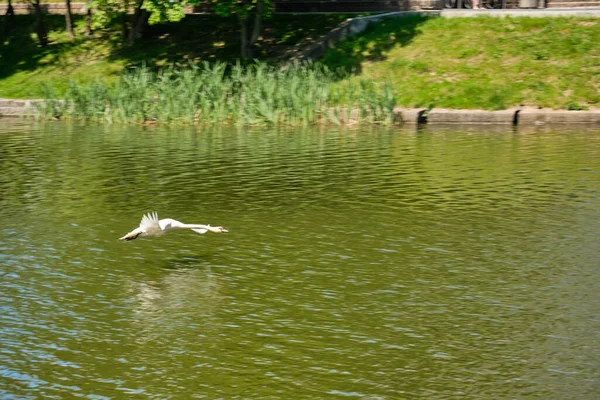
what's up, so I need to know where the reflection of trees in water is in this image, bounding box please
[128,264,223,344]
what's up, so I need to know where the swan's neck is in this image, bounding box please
[180,223,220,233]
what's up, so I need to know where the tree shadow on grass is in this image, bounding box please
[0,12,422,93]
[109,13,359,68]
[1,13,354,86]
[319,14,433,74]
[109,15,242,67]
[0,15,125,84]
[0,15,52,81]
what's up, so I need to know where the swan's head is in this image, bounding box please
[213,226,229,233]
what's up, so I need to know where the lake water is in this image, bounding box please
[1,120,599,399]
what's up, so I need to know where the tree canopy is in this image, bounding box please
[92,0,192,44]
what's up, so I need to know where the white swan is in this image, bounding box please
[120,212,228,241]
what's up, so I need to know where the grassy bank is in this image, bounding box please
[322,15,600,110]
[2,13,599,114]
[0,13,354,98]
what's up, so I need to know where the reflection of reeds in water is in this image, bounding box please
[128,267,222,344]
[38,62,396,126]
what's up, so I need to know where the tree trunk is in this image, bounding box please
[65,0,74,40]
[137,10,150,39]
[6,0,14,17]
[127,5,142,45]
[84,4,92,38]
[120,13,128,41]
[250,0,263,44]
[239,16,248,58]
[247,1,264,59]
[31,0,48,47]
[239,1,264,59]
[2,0,16,37]
[127,1,148,45]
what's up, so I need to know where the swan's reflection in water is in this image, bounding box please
[128,259,223,344]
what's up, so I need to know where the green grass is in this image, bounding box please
[2,13,599,111]
[0,13,355,98]
[321,15,600,110]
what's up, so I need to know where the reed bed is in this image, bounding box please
[37,62,396,126]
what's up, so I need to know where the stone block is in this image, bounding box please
[518,108,600,125]
[0,107,35,116]
[0,99,27,108]
[427,108,517,124]
[0,99,44,117]
[393,107,427,124]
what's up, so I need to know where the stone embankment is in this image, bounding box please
[0,99,43,117]
[2,99,599,126]
[397,107,600,125]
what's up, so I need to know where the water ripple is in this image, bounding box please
[1,121,599,398]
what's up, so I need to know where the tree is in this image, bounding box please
[84,0,93,38]
[29,0,48,46]
[93,0,188,45]
[127,0,149,45]
[65,0,74,40]
[211,0,271,59]
[2,0,16,38]
[92,0,133,42]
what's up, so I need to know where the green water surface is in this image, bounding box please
[1,121,599,399]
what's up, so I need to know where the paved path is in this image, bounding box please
[440,7,600,17]
[2,3,600,16]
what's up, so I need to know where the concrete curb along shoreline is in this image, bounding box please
[426,108,517,125]
[394,107,600,126]
[2,99,599,126]
[517,107,600,125]
[0,99,44,117]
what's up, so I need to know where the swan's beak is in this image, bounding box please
[217,227,229,233]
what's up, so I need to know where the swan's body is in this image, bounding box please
[120,212,228,241]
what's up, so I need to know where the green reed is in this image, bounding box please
[40,62,397,126]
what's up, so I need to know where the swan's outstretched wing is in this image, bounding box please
[140,212,160,230]
[158,218,183,231]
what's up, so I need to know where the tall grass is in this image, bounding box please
[38,62,397,126]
